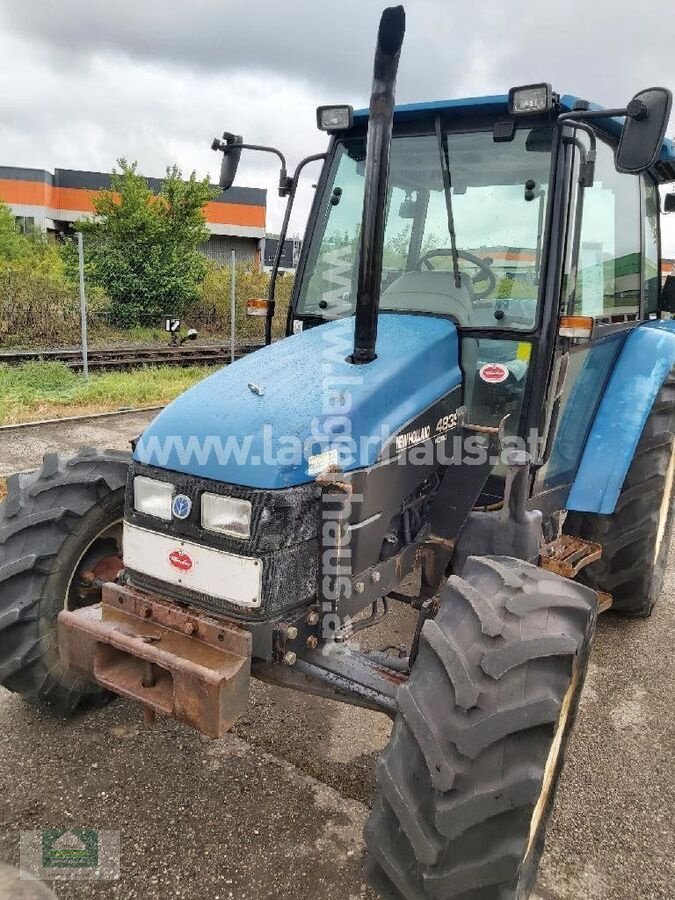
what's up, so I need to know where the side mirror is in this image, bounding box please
[664,193,675,214]
[616,87,672,174]
[212,132,243,190]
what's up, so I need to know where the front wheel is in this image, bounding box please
[364,555,597,900]
[0,448,130,712]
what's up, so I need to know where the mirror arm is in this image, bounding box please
[558,106,632,124]
[264,152,327,345]
[212,140,292,196]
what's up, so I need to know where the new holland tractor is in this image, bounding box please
[2,7,674,898]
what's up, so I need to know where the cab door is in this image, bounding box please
[533,132,653,498]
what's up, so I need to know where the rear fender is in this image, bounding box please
[567,320,675,514]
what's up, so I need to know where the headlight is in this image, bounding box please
[133,476,174,521]
[201,493,252,539]
[316,104,354,131]
[508,83,553,116]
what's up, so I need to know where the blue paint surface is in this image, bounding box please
[134,314,462,489]
[541,335,626,490]
[567,320,675,514]
[353,93,675,167]
[354,94,511,123]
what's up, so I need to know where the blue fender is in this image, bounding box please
[567,320,675,514]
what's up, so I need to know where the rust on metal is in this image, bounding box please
[539,534,602,578]
[75,554,125,603]
[92,554,125,583]
[58,582,252,738]
[315,466,352,497]
[462,414,509,447]
[596,591,613,613]
[464,422,499,435]
[365,660,408,687]
[418,536,456,595]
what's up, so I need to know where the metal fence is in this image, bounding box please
[0,238,294,361]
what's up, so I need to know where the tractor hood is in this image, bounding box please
[134,313,461,489]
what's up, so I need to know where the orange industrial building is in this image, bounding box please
[0,165,266,264]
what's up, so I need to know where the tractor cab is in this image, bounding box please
[293,99,554,473]
[287,89,675,510]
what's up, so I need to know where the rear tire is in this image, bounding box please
[0,448,130,712]
[565,368,675,617]
[364,555,597,900]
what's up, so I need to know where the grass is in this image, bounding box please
[0,361,216,426]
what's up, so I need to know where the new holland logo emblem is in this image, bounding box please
[172,494,192,520]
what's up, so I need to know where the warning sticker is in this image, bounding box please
[478,362,510,384]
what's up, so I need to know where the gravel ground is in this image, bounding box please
[0,411,156,478]
[0,414,673,899]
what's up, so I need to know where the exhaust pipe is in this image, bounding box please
[351,5,406,365]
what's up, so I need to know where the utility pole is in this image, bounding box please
[77,232,89,378]
[230,248,236,365]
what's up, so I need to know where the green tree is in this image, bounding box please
[0,200,82,348]
[78,160,217,327]
[0,198,68,278]
[0,200,31,261]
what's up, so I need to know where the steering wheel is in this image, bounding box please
[416,248,497,300]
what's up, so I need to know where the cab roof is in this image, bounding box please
[353,93,675,181]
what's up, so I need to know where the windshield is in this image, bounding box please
[295,126,552,330]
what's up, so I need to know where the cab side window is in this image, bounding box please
[643,176,660,317]
[565,136,641,318]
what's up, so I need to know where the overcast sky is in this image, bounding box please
[1,0,674,251]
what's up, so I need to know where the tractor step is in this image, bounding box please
[539,534,602,578]
[58,583,251,737]
[539,535,613,613]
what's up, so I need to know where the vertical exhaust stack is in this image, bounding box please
[351,5,406,365]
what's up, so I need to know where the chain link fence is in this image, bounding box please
[0,258,293,352]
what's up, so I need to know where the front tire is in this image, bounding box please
[0,448,130,712]
[364,555,597,900]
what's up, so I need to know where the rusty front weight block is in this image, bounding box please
[58,583,252,738]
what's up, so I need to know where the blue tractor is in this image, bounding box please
[1,7,674,898]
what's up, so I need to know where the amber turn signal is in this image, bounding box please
[559,315,593,339]
[246,298,271,317]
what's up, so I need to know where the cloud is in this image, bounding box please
[3,0,674,102]
[0,19,325,233]
[0,0,674,244]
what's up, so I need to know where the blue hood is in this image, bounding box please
[135,314,461,489]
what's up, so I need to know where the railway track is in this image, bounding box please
[0,342,263,371]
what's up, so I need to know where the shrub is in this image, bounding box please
[0,199,85,346]
[79,161,217,327]
[195,261,293,341]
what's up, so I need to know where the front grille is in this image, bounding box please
[125,462,321,555]
[124,463,320,619]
